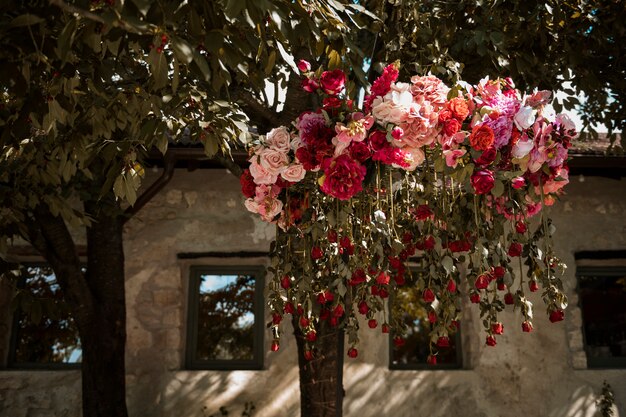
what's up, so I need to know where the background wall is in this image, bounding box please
[0,169,624,417]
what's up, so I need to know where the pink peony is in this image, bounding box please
[335,112,374,144]
[320,154,366,200]
[444,149,466,168]
[410,75,449,110]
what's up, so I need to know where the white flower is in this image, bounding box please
[514,106,536,130]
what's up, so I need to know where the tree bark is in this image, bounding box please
[28,196,128,417]
[292,316,344,417]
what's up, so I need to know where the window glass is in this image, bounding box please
[390,270,462,369]
[10,265,81,366]
[578,267,626,368]
[187,266,264,369]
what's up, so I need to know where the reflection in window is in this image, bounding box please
[578,267,626,368]
[10,265,81,366]
[390,270,462,369]
[186,266,264,369]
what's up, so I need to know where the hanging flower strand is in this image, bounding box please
[241,61,575,362]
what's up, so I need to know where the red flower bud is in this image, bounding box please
[284,302,294,314]
[549,309,565,323]
[402,232,414,244]
[324,290,334,303]
[470,292,481,303]
[423,288,436,303]
[529,280,539,292]
[504,292,515,305]
[280,275,291,289]
[347,347,358,358]
[508,242,523,257]
[317,292,326,304]
[311,246,324,260]
[304,350,314,361]
[368,319,378,329]
[393,336,405,347]
[271,340,280,352]
[371,285,380,296]
[475,273,490,290]
[327,229,338,243]
[427,354,437,365]
[272,313,282,325]
[491,322,504,335]
[497,281,506,291]
[358,300,369,315]
[329,317,339,327]
[305,331,317,342]
[340,236,352,249]
[333,304,345,318]
[493,266,506,278]
[522,321,533,333]
[299,316,310,328]
[428,311,438,323]
[486,335,497,346]
[297,305,304,316]
[297,59,311,72]
[376,272,390,285]
[515,221,527,234]
[423,235,436,251]
[436,336,450,348]
[381,323,390,334]
[379,288,389,298]
[447,279,457,293]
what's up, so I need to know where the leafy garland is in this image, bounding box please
[241,62,575,363]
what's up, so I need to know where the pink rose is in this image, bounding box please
[249,159,278,185]
[259,148,289,175]
[320,69,346,96]
[280,163,306,183]
[320,154,366,200]
[265,126,292,152]
[470,169,495,195]
[511,176,526,189]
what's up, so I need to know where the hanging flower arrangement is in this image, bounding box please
[241,61,575,363]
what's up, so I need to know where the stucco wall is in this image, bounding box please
[0,169,624,417]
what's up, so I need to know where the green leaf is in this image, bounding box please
[131,0,152,16]
[148,49,168,90]
[491,179,505,197]
[10,14,44,27]
[56,18,78,63]
[328,49,341,70]
[264,50,277,75]
[171,36,194,64]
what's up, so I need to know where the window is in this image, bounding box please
[8,264,81,368]
[577,265,626,368]
[389,269,462,370]
[186,265,265,370]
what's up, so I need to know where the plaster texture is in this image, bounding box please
[0,170,624,417]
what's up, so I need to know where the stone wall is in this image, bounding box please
[0,169,624,417]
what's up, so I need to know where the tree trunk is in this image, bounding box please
[293,316,344,417]
[29,196,128,417]
[79,198,128,417]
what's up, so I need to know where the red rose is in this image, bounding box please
[423,235,436,250]
[311,246,324,260]
[333,304,345,318]
[423,288,436,303]
[280,275,291,289]
[349,268,367,286]
[427,354,437,365]
[272,313,282,325]
[299,316,310,328]
[378,287,389,298]
[368,130,388,151]
[491,322,504,335]
[271,340,280,352]
[504,292,515,305]
[529,280,539,292]
[486,335,497,346]
[347,347,358,358]
[511,176,526,189]
[470,292,481,303]
[306,331,317,342]
[497,281,507,291]
[549,309,565,323]
[320,154,366,200]
[323,290,334,303]
[469,124,495,151]
[448,240,471,252]
[508,242,523,257]
[320,69,346,95]
[376,272,390,285]
[240,169,256,198]
[515,221,527,234]
[322,96,343,110]
[447,279,457,293]
[381,323,390,334]
[522,321,533,333]
[443,119,461,136]
[349,141,371,163]
[301,77,319,93]
[437,336,450,348]
[327,229,338,243]
[393,337,405,347]
[304,350,314,360]
[358,300,369,315]
[471,169,496,195]
[493,266,506,278]
[475,147,497,166]
[394,272,405,286]
[368,319,378,329]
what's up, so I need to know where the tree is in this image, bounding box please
[0,1,370,416]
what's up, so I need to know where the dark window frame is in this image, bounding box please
[185,265,265,370]
[388,266,463,371]
[577,265,626,369]
[7,262,81,370]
